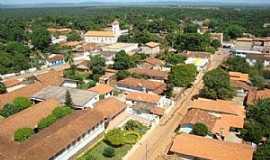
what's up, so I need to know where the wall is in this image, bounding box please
[84,95,99,108]
[85,36,118,44]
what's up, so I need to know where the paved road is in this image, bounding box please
[124,53,228,160]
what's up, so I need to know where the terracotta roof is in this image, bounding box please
[94,97,126,119]
[181,109,217,130]
[229,72,250,83]
[150,107,165,116]
[180,51,211,59]
[2,79,21,88]
[145,57,164,66]
[247,89,270,105]
[117,77,166,94]
[230,80,252,91]
[126,92,161,104]
[0,99,59,139]
[0,109,105,160]
[170,134,253,160]
[47,54,64,62]
[145,42,160,48]
[60,41,81,47]
[191,98,245,117]
[89,84,113,95]
[47,28,72,34]
[76,60,90,70]
[0,70,64,108]
[129,68,168,80]
[85,31,115,37]
[76,43,99,52]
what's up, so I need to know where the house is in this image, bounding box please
[60,41,82,48]
[1,78,23,92]
[116,77,167,95]
[234,37,254,50]
[61,79,80,88]
[88,84,113,98]
[75,60,90,72]
[229,72,251,96]
[233,51,270,66]
[143,57,165,70]
[126,92,161,106]
[0,70,64,108]
[101,43,139,56]
[48,28,72,34]
[94,97,126,121]
[31,86,99,109]
[246,89,270,105]
[51,35,67,44]
[210,33,224,44]
[47,54,65,66]
[180,51,210,71]
[99,72,116,84]
[179,108,244,142]
[129,67,168,81]
[0,108,106,160]
[169,134,253,160]
[84,20,121,44]
[190,98,245,117]
[141,42,160,55]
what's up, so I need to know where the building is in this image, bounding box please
[128,67,168,81]
[197,26,209,34]
[210,33,224,44]
[51,35,67,44]
[126,92,162,106]
[233,51,270,66]
[169,134,253,160]
[116,77,167,95]
[141,42,160,55]
[185,57,209,71]
[47,54,65,67]
[1,78,23,92]
[61,79,80,88]
[84,20,121,44]
[143,57,165,70]
[101,43,139,56]
[247,89,270,105]
[48,28,72,34]
[60,41,82,48]
[229,72,251,96]
[31,86,99,109]
[88,84,114,98]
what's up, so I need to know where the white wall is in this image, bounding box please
[84,95,99,108]
[85,36,118,44]
[54,122,105,160]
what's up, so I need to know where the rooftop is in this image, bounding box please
[129,67,168,80]
[88,84,113,95]
[247,89,270,105]
[85,31,115,37]
[32,86,97,108]
[2,79,22,88]
[47,54,64,62]
[144,57,164,66]
[145,42,160,48]
[170,133,253,160]
[126,92,161,104]
[229,72,250,84]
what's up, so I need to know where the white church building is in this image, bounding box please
[84,20,122,44]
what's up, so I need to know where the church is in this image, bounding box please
[84,20,121,44]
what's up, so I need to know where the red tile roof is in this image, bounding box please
[129,67,168,80]
[2,79,21,88]
[88,84,113,95]
[247,89,270,105]
[126,92,161,104]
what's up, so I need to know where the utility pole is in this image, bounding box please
[145,144,148,160]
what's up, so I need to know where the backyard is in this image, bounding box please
[78,120,149,160]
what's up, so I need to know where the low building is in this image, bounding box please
[47,54,65,67]
[169,134,253,160]
[229,72,251,96]
[129,67,168,81]
[99,72,116,84]
[141,42,160,55]
[75,60,90,72]
[51,35,67,44]
[185,57,209,71]
[247,89,270,105]
[126,92,162,107]
[198,26,209,34]
[143,57,165,70]
[116,77,167,95]
[61,79,80,88]
[2,78,23,92]
[233,51,270,66]
[101,43,139,56]
[60,41,82,48]
[31,86,99,109]
[88,84,113,98]
[210,33,224,44]
[48,28,72,34]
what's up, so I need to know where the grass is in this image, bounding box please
[78,141,132,160]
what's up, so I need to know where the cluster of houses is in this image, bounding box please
[166,70,270,160]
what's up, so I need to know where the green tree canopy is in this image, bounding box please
[104,128,126,146]
[113,50,135,70]
[116,70,130,81]
[14,128,33,142]
[224,24,245,40]
[225,56,250,73]
[102,146,115,158]
[201,68,234,100]
[31,26,51,51]
[192,123,209,137]
[0,82,7,94]
[65,90,73,107]
[90,54,106,76]
[67,31,81,41]
[169,64,197,88]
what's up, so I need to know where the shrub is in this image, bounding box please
[102,146,115,157]
[13,97,32,110]
[104,128,126,146]
[0,82,7,94]
[124,120,144,131]
[124,131,140,144]
[37,114,57,129]
[0,103,20,118]
[14,128,33,142]
[116,70,130,80]
[192,123,208,136]
[65,91,73,107]
[52,106,72,119]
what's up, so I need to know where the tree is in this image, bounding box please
[192,123,208,136]
[52,106,72,119]
[0,103,20,118]
[224,25,245,40]
[169,64,197,88]
[201,68,234,100]
[103,146,115,158]
[254,143,270,160]
[37,114,57,129]
[31,26,51,51]
[225,56,250,73]
[116,70,130,80]
[162,53,186,66]
[90,55,106,76]
[67,31,81,41]
[104,128,126,146]
[14,128,33,142]
[113,50,135,70]
[210,39,221,49]
[184,23,199,33]
[65,51,74,66]
[0,82,7,94]
[124,120,144,131]
[65,90,73,107]
[13,97,32,110]
[250,75,265,89]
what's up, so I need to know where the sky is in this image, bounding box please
[1,0,270,5]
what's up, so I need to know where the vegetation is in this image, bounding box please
[102,146,115,158]
[116,70,130,81]
[169,64,197,88]
[37,106,72,130]
[67,31,81,41]
[201,68,234,100]
[0,82,7,94]
[14,128,34,142]
[0,97,32,118]
[104,128,126,146]
[113,50,135,70]
[191,123,209,137]
[160,52,186,66]
[65,90,73,107]
[31,26,51,51]
[89,55,106,81]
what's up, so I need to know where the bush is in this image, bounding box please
[125,120,144,131]
[13,97,32,110]
[37,114,57,130]
[0,82,7,94]
[116,70,130,80]
[14,128,33,142]
[0,103,20,118]
[52,106,72,119]
[104,128,126,146]
[124,132,140,144]
[192,123,208,136]
[102,146,115,157]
